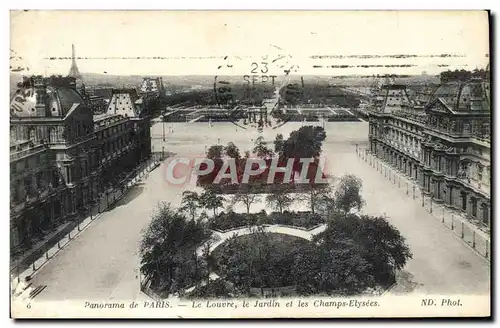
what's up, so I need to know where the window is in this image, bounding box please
[471,198,477,218]
[482,204,489,224]
[24,178,32,197]
[478,164,483,181]
[52,170,59,187]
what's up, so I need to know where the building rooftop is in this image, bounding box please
[93,113,124,122]
[430,80,490,113]
[10,75,88,119]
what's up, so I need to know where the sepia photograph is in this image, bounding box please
[9,10,491,318]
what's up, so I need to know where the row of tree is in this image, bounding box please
[439,68,489,83]
[208,210,325,231]
[279,83,361,108]
[181,173,364,223]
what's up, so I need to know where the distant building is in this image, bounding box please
[88,95,108,114]
[139,77,165,96]
[68,44,83,87]
[368,78,490,228]
[10,76,152,251]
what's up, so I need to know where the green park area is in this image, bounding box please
[139,125,412,299]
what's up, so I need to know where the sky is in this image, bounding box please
[10,10,490,76]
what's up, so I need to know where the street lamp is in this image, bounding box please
[430,192,434,213]
[442,189,447,220]
[78,208,82,232]
[162,115,166,142]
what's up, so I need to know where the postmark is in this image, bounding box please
[213,44,301,130]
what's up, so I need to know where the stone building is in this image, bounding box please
[10,76,152,251]
[368,84,426,183]
[420,79,491,227]
[368,78,491,229]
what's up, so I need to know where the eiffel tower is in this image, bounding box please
[68,44,82,79]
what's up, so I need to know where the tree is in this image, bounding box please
[215,231,309,294]
[252,136,274,158]
[180,191,200,220]
[231,185,261,214]
[224,142,241,160]
[298,184,333,215]
[139,202,211,296]
[312,213,412,292]
[207,145,224,160]
[200,187,225,216]
[274,133,285,155]
[265,189,294,214]
[334,174,365,213]
[282,126,326,160]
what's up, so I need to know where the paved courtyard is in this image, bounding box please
[24,121,489,301]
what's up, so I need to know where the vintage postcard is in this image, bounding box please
[9,10,491,318]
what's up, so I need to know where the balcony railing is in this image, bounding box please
[426,126,491,143]
[10,144,47,162]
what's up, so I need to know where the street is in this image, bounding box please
[322,143,490,295]
[28,159,186,301]
[27,121,489,301]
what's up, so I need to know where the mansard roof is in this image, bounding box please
[429,80,490,113]
[10,76,89,119]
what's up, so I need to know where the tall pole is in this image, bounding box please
[162,116,166,142]
[430,194,433,213]
[78,211,81,231]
